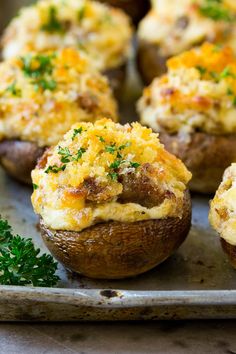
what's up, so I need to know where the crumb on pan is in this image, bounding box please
[0,48,118,147]
[209,163,236,246]
[1,0,133,71]
[138,43,236,136]
[31,118,192,232]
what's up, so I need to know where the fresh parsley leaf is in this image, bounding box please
[78,6,86,22]
[72,127,83,140]
[199,0,234,22]
[33,183,39,190]
[105,144,117,154]
[21,54,54,79]
[45,164,66,174]
[73,147,86,161]
[130,162,140,168]
[34,79,57,92]
[220,66,236,79]
[0,218,59,287]
[6,81,21,97]
[108,172,118,181]
[58,146,72,163]
[196,65,207,75]
[109,160,122,170]
[118,142,131,150]
[97,136,105,143]
[41,6,64,33]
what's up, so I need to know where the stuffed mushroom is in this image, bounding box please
[137,0,236,84]
[98,0,150,25]
[209,163,236,268]
[0,48,118,184]
[138,43,236,194]
[31,118,192,279]
[1,0,133,96]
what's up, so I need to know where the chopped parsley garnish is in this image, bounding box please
[109,160,123,170]
[72,127,83,140]
[21,54,57,92]
[74,147,87,161]
[6,81,21,97]
[0,218,59,287]
[105,143,117,154]
[58,146,72,163]
[108,172,119,181]
[78,6,86,22]
[220,66,236,79]
[97,136,106,143]
[130,162,141,168]
[196,65,207,75]
[41,6,64,33]
[33,183,39,191]
[199,0,234,22]
[45,164,66,174]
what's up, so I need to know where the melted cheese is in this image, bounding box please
[138,0,236,57]
[0,48,118,147]
[209,163,236,245]
[2,0,133,71]
[31,119,191,231]
[138,43,236,135]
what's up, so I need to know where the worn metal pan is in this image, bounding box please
[0,0,236,321]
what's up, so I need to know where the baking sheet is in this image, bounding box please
[0,0,236,321]
[1,168,236,321]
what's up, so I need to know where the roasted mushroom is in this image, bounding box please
[0,48,118,184]
[1,0,133,97]
[31,118,192,279]
[137,0,236,84]
[209,163,236,268]
[138,43,236,194]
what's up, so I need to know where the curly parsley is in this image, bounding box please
[0,218,59,287]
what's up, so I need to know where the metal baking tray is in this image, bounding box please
[1,169,236,321]
[0,0,236,322]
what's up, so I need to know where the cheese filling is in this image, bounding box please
[0,48,118,147]
[31,119,191,231]
[138,0,236,57]
[138,43,236,136]
[209,163,236,245]
[2,0,133,71]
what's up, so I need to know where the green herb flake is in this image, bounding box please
[78,6,86,22]
[233,97,236,107]
[6,81,21,97]
[118,142,131,150]
[109,160,122,170]
[105,143,117,154]
[130,162,140,169]
[97,136,106,143]
[73,147,87,161]
[58,146,72,163]
[196,65,207,75]
[72,127,83,140]
[41,6,64,33]
[108,172,118,181]
[199,0,234,22]
[220,66,236,79]
[45,164,66,174]
[33,183,39,191]
[0,218,59,287]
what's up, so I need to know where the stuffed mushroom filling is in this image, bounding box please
[1,0,133,73]
[210,163,236,246]
[0,48,118,149]
[138,43,236,137]
[138,0,236,58]
[31,119,191,232]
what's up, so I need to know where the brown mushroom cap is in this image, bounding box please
[40,191,191,279]
[159,132,236,194]
[221,238,236,269]
[0,140,45,184]
[137,40,168,84]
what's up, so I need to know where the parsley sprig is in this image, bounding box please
[0,218,59,287]
[21,54,57,92]
[41,6,64,33]
[199,0,234,22]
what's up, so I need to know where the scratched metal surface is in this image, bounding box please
[0,0,236,321]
